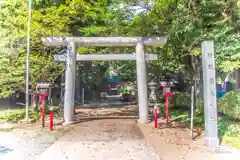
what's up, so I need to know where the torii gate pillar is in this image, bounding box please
[64,42,77,124]
[136,41,149,123]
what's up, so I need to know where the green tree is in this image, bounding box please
[0,0,102,98]
[117,0,240,82]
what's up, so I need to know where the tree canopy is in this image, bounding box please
[0,0,104,97]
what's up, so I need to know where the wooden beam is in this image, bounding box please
[42,37,167,47]
[54,54,158,61]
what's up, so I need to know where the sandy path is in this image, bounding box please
[37,119,160,160]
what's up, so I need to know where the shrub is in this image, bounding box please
[218,116,240,137]
[218,116,240,150]
[176,92,191,107]
[169,92,191,108]
[168,92,179,107]
[219,89,240,120]
[196,96,204,114]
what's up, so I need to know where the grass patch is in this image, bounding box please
[0,105,61,123]
[169,108,204,127]
[0,127,14,132]
[0,107,12,111]
[221,136,240,149]
[0,108,41,122]
[0,109,22,117]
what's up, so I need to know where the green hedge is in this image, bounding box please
[219,89,240,120]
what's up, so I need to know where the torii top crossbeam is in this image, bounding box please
[42,37,167,46]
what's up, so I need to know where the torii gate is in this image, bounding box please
[42,37,167,124]
[42,37,219,148]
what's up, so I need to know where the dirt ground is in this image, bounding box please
[138,120,211,160]
[37,119,159,160]
[2,104,240,160]
[72,105,240,160]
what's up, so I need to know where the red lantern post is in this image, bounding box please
[162,84,173,123]
[163,92,173,123]
[40,93,48,128]
[49,108,53,131]
[154,105,158,128]
[36,83,52,128]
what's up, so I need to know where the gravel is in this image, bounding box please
[0,130,56,160]
[37,119,160,160]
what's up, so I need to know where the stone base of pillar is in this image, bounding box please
[204,137,220,148]
[62,121,75,126]
[138,119,150,124]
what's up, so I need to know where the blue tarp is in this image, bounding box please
[216,81,230,99]
[216,91,226,99]
[108,76,121,83]
[0,146,11,153]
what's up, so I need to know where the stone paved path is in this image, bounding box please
[37,119,160,160]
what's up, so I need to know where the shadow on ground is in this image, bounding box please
[73,104,139,123]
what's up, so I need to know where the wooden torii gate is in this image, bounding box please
[42,37,167,125]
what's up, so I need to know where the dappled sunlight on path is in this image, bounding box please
[37,119,159,160]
